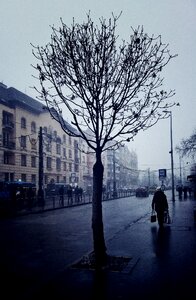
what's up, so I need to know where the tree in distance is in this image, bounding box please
[176,128,196,159]
[32,12,177,267]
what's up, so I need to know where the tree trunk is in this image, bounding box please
[92,152,107,267]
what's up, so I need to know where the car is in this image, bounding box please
[135,187,149,197]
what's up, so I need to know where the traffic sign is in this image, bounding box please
[159,169,167,179]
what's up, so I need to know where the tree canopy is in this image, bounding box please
[32,13,177,153]
[32,13,177,266]
[176,128,196,158]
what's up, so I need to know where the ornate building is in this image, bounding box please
[0,83,138,192]
[0,83,81,189]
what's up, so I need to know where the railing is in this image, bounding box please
[0,190,135,218]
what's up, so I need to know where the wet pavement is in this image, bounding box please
[0,191,196,299]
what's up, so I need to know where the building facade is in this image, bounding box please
[0,83,82,189]
[0,83,138,192]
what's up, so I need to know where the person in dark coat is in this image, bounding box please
[67,185,73,205]
[59,186,64,206]
[152,187,168,227]
[177,185,183,199]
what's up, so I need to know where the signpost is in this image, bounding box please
[159,169,167,191]
[159,169,167,180]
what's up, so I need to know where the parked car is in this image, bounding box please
[135,187,149,197]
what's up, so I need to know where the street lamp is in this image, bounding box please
[163,110,175,201]
[113,149,117,198]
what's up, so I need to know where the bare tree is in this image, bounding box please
[176,128,196,159]
[32,13,177,266]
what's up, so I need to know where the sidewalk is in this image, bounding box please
[30,195,196,300]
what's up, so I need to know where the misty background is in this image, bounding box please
[0,0,195,176]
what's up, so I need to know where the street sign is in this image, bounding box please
[159,169,167,179]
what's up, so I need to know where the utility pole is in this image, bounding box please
[113,149,117,198]
[179,154,182,185]
[148,168,151,187]
[163,110,176,202]
[169,112,175,201]
[38,126,44,206]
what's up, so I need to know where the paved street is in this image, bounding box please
[1,191,196,299]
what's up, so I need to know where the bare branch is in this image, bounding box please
[32,12,177,153]
[176,128,196,158]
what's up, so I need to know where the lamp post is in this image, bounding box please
[163,110,175,201]
[38,126,45,206]
[179,154,182,186]
[113,149,117,198]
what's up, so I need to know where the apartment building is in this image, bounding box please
[0,83,83,189]
[0,83,138,192]
[103,145,138,191]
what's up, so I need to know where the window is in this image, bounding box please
[21,154,27,166]
[3,130,10,147]
[74,140,78,148]
[74,164,79,173]
[56,158,61,171]
[56,143,61,155]
[31,156,36,168]
[4,172,14,181]
[69,149,72,159]
[69,163,72,172]
[63,148,66,158]
[31,121,36,133]
[69,136,72,145]
[63,134,66,144]
[46,143,52,152]
[21,174,26,182]
[31,174,36,183]
[2,111,14,128]
[21,117,26,129]
[63,162,66,171]
[4,153,9,165]
[4,152,15,165]
[46,157,52,169]
[56,136,61,144]
[21,136,27,148]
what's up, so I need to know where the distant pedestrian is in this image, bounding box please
[183,186,188,199]
[188,186,192,197]
[177,185,183,199]
[67,185,73,205]
[152,187,168,228]
[59,186,64,206]
[74,186,80,203]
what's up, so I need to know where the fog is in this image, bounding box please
[0,0,195,172]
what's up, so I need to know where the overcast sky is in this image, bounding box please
[0,0,196,174]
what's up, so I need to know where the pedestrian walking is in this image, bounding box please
[59,185,64,206]
[152,187,168,228]
[177,185,183,199]
[183,186,188,199]
[67,185,73,205]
